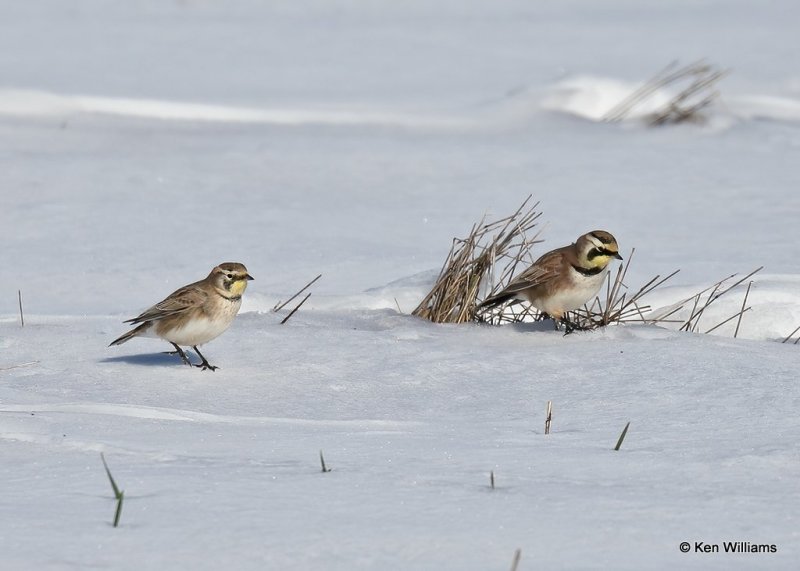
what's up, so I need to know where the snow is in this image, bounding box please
[2,1,799,569]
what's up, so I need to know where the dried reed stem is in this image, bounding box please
[319,450,332,473]
[782,325,800,344]
[733,281,753,338]
[704,308,751,335]
[280,293,311,325]
[18,290,24,327]
[273,274,322,312]
[544,401,553,435]
[604,61,686,122]
[566,251,681,330]
[603,60,728,126]
[679,267,762,333]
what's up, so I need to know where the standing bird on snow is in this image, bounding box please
[480,231,622,330]
[109,262,254,370]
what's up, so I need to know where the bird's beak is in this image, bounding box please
[246,274,255,281]
[614,252,623,260]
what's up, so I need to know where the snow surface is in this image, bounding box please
[1,1,799,569]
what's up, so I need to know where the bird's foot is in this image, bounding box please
[560,318,589,336]
[194,361,218,372]
[192,346,218,372]
[165,344,192,366]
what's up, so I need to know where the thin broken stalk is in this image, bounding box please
[704,308,752,335]
[280,293,311,324]
[113,491,125,528]
[679,267,763,333]
[782,325,800,344]
[319,450,331,473]
[566,251,681,329]
[273,274,321,312]
[733,281,753,338]
[544,401,552,435]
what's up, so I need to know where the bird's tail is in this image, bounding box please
[109,322,151,346]
[478,291,516,312]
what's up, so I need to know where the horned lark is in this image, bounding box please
[109,262,254,370]
[480,230,622,330]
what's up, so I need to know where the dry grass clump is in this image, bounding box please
[416,197,764,338]
[412,196,542,323]
[479,252,763,336]
[646,267,762,335]
[560,250,679,329]
[565,262,762,335]
[603,60,728,126]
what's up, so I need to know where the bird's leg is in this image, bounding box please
[560,316,589,335]
[192,346,218,371]
[552,312,576,335]
[164,343,193,366]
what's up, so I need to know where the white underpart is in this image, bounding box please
[532,266,609,317]
[158,298,242,347]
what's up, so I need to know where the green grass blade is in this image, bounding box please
[113,491,124,528]
[100,453,122,499]
[614,422,631,451]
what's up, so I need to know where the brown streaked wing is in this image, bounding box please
[497,248,566,295]
[124,281,208,324]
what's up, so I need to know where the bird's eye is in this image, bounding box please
[226,273,233,279]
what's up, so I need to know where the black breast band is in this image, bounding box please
[571,264,604,277]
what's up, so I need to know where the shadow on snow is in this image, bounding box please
[100,351,198,367]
